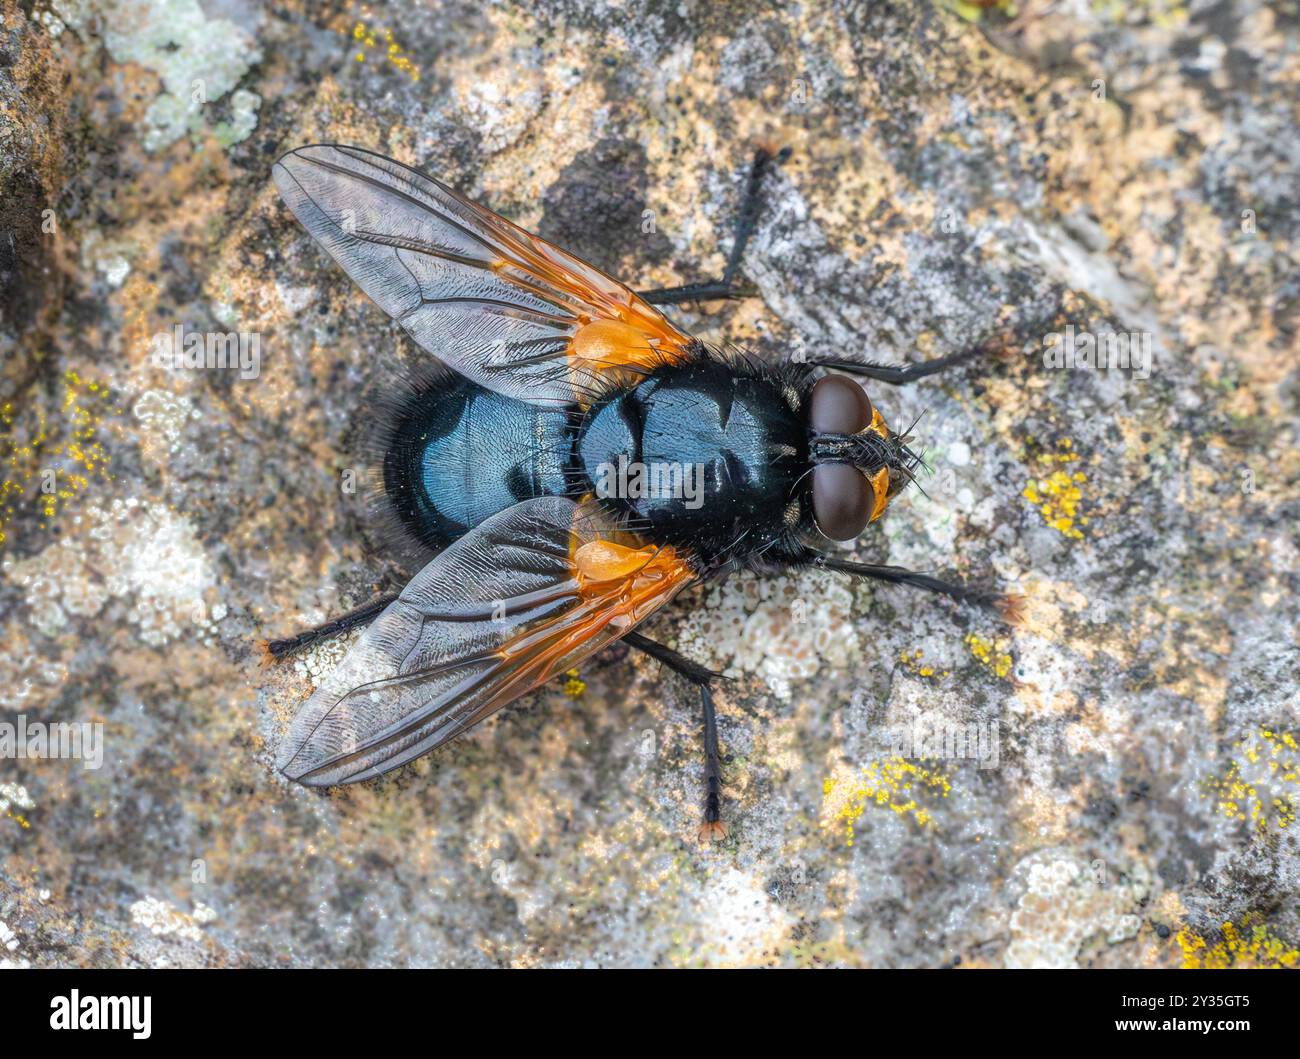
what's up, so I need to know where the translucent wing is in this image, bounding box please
[276,497,696,786]
[272,144,694,406]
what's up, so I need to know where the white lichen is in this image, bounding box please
[129,896,215,942]
[0,920,29,967]
[675,567,858,700]
[684,867,790,966]
[1004,853,1146,968]
[293,628,361,686]
[4,499,221,646]
[0,782,36,816]
[455,72,543,153]
[133,389,200,458]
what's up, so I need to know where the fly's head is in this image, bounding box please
[805,374,924,541]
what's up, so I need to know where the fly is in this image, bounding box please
[262,144,1020,841]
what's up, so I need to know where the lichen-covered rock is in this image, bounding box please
[0,0,1297,967]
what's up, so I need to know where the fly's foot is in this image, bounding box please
[996,593,1027,626]
[697,795,727,843]
[697,818,728,844]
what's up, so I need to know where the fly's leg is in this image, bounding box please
[640,278,759,305]
[623,630,728,842]
[805,334,1016,385]
[805,349,982,384]
[638,146,791,307]
[814,555,1023,623]
[256,593,400,665]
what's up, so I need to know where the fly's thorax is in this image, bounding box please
[575,357,808,558]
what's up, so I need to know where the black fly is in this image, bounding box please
[262,144,1018,841]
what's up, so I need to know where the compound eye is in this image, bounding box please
[812,463,873,541]
[810,375,873,435]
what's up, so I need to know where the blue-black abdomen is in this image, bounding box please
[384,376,575,551]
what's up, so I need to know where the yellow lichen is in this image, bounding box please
[945,0,1018,23]
[562,668,586,698]
[1094,0,1189,30]
[1201,726,1299,834]
[0,371,118,547]
[898,648,950,680]
[1176,914,1299,969]
[823,757,952,845]
[1022,438,1089,540]
[348,21,421,82]
[965,632,1013,679]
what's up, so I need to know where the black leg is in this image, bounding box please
[807,347,984,385]
[639,279,758,306]
[815,555,1023,623]
[623,630,728,842]
[638,146,791,307]
[257,593,400,665]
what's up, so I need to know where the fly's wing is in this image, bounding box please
[272,144,694,406]
[276,497,696,786]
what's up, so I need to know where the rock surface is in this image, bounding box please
[1,0,1297,967]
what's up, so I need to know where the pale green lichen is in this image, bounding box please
[48,0,262,151]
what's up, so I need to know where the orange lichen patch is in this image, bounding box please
[1201,726,1299,835]
[1022,438,1089,540]
[822,758,952,845]
[119,273,164,372]
[1011,787,1079,850]
[0,371,120,547]
[1176,915,1300,969]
